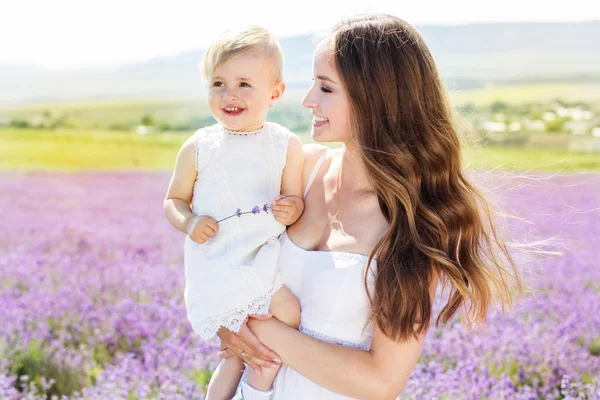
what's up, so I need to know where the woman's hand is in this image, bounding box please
[217,314,282,374]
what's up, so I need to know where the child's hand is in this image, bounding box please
[186,215,219,244]
[270,196,301,226]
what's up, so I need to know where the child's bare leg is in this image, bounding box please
[270,284,301,329]
[246,285,300,391]
[206,356,245,400]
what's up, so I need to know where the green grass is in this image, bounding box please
[449,83,600,106]
[1,128,599,172]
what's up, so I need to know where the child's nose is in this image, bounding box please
[223,88,238,101]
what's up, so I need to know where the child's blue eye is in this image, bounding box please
[240,82,251,88]
[213,81,224,87]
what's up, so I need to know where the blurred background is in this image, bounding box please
[1,1,599,399]
[1,0,600,169]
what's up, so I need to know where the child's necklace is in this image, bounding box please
[222,126,264,136]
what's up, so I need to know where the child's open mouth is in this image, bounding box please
[223,107,245,117]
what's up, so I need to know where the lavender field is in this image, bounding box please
[0,170,599,399]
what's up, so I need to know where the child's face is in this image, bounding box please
[301,41,351,144]
[207,53,284,132]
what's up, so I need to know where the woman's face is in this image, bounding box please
[301,41,352,143]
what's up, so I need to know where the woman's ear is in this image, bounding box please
[270,81,286,105]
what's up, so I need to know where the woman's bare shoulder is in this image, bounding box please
[301,143,329,176]
[303,143,329,158]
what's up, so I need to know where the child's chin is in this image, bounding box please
[216,117,244,130]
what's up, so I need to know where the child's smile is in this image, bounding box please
[222,106,246,117]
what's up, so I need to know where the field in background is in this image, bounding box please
[1,169,598,399]
[2,128,600,172]
[450,82,600,106]
[2,82,600,132]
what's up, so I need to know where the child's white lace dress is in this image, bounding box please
[184,121,291,340]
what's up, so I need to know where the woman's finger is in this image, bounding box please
[237,324,281,363]
[247,355,278,369]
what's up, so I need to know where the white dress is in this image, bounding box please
[234,149,377,400]
[184,122,293,340]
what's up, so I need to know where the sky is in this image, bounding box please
[2,0,599,70]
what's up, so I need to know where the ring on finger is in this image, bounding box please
[240,351,246,357]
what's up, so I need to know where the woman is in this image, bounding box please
[220,14,524,399]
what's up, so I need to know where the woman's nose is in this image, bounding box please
[301,90,316,109]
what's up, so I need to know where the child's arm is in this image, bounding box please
[271,134,305,226]
[163,136,218,241]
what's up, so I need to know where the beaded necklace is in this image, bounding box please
[222,125,264,136]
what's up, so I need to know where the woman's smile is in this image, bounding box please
[312,115,329,127]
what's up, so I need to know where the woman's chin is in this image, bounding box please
[311,127,345,144]
[310,126,329,142]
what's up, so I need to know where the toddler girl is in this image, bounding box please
[164,25,304,399]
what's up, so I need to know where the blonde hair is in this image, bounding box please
[200,25,283,83]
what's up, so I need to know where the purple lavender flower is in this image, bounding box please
[263,204,269,214]
[251,206,261,214]
[1,171,599,399]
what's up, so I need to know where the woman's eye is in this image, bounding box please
[320,86,332,94]
[213,81,224,87]
[240,82,251,88]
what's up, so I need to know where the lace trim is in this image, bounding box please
[299,325,370,351]
[194,274,283,340]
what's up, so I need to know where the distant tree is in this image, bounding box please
[545,119,566,133]
[9,119,29,128]
[141,114,154,126]
[490,101,508,114]
[458,103,475,115]
[109,123,130,131]
[158,122,172,131]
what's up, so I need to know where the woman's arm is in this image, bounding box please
[224,270,439,399]
[246,317,422,400]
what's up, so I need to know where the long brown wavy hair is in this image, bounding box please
[327,14,528,342]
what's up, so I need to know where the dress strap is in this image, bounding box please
[303,149,329,199]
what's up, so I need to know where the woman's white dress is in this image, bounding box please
[234,149,377,399]
[184,122,292,340]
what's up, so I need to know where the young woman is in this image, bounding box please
[218,14,524,399]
